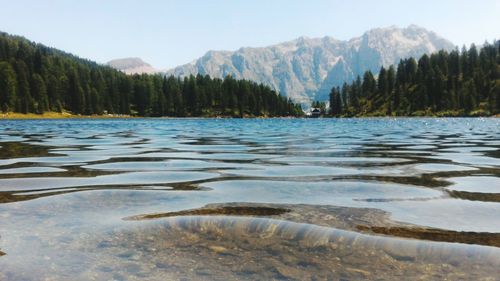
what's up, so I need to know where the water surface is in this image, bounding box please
[0,118,499,280]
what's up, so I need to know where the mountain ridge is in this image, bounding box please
[165,25,455,104]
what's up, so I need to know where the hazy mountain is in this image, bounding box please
[166,25,455,104]
[107,57,158,74]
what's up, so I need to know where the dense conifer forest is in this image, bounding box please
[329,42,500,116]
[0,32,303,117]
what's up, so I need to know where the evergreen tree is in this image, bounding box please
[14,60,33,113]
[329,87,342,116]
[31,73,49,113]
[362,71,376,97]
[0,61,17,112]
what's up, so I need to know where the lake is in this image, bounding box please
[0,118,499,280]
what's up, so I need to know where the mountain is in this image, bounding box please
[166,25,455,104]
[107,57,158,74]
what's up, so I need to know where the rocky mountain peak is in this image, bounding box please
[165,25,455,104]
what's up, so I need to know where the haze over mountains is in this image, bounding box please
[107,57,158,74]
[110,25,456,104]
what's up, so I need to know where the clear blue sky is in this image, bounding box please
[1,0,499,69]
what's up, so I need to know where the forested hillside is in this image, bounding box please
[329,42,500,116]
[0,32,302,117]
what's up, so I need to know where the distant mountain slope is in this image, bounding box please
[107,57,158,74]
[166,25,455,104]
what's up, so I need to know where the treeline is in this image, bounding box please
[0,32,302,117]
[329,42,500,116]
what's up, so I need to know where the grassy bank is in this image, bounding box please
[0,112,133,119]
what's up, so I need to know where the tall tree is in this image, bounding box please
[31,73,49,113]
[0,61,17,112]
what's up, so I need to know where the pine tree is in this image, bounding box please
[0,61,17,112]
[31,73,49,113]
[14,60,32,113]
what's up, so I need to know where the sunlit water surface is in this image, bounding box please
[0,118,499,280]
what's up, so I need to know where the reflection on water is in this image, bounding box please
[0,118,499,280]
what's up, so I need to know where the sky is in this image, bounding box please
[1,0,499,69]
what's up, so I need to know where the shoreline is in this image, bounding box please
[1,112,498,119]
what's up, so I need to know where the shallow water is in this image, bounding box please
[0,118,499,280]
